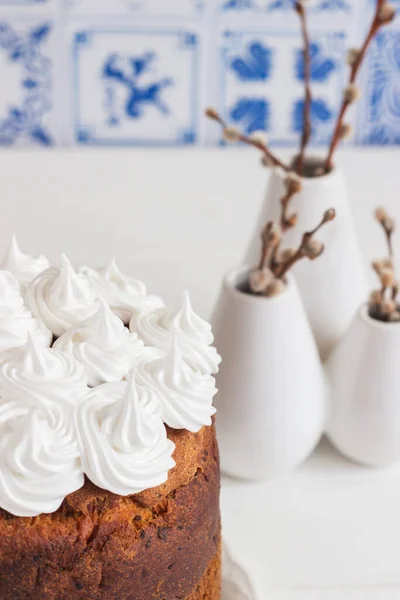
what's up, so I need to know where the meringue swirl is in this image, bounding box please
[54,298,144,387]
[130,291,221,374]
[0,402,83,517]
[26,254,99,337]
[0,336,87,516]
[0,268,20,299]
[79,260,164,324]
[137,340,217,433]
[76,371,175,496]
[0,334,88,408]
[0,270,52,352]
[1,236,50,292]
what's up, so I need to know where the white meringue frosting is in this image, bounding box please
[0,336,87,516]
[54,298,144,387]
[137,340,217,433]
[0,270,52,352]
[79,260,164,324]
[0,405,83,517]
[76,370,175,496]
[0,267,21,300]
[0,334,88,408]
[1,236,50,292]
[0,245,220,517]
[26,255,99,337]
[130,291,221,374]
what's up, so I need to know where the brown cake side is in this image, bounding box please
[0,424,221,600]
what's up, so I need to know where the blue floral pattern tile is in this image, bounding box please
[231,41,272,82]
[0,21,54,146]
[267,0,350,11]
[71,29,199,145]
[220,0,351,13]
[356,27,400,144]
[219,30,346,145]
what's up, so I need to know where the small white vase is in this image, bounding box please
[244,162,368,361]
[211,267,327,481]
[327,305,400,468]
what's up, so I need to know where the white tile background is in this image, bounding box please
[0,0,398,147]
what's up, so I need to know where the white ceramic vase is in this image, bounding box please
[244,163,368,361]
[211,267,327,481]
[327,305,400,468]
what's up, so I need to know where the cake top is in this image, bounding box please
[0,238,220,517]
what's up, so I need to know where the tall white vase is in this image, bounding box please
[211,267,327,481]
[327,306,400,468]
[244,164,368,361]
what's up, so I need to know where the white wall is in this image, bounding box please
[1,147,397,316]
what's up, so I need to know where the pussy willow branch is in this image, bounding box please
[385,226,394,258]
[280,189,298,232]
[295,1,312,176]
[270,244,280,272]
[372,209,397,303]
[325,0,386,171]
[275,212,333,279]
[258,236,272,270]
[380,213,395,281]
[205,110,290,172]
[377,210,395,260]
[266,186,299,270]
[274,237,306,279]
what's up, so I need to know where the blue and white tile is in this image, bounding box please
[356,26,400,145]
[218,29,347,146]
[0,19,57,146]
[65,0,206,18]
[0,0,51,5]
[0,0,57,13]
[219,0,355,16]
[365,0,400,11]
[69,27,200,145]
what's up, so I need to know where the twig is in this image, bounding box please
[295,1,312,176]
[271,174,302,267]
[375,207,395,258]
[385,225,394,258]
[369,207,398,320]
[279,189,299,234]
[249,208,335,296]
[280,177,300,232]
[205,108,290,172]
[325,0,395,171]
[258,222,281,270]
[276,208,336,279]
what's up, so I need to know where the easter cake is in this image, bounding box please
[0,239,221,600]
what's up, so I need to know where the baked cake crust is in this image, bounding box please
[0,424,221,600]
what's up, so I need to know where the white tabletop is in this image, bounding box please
[222,438,400,600]
[1,147,400,599]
